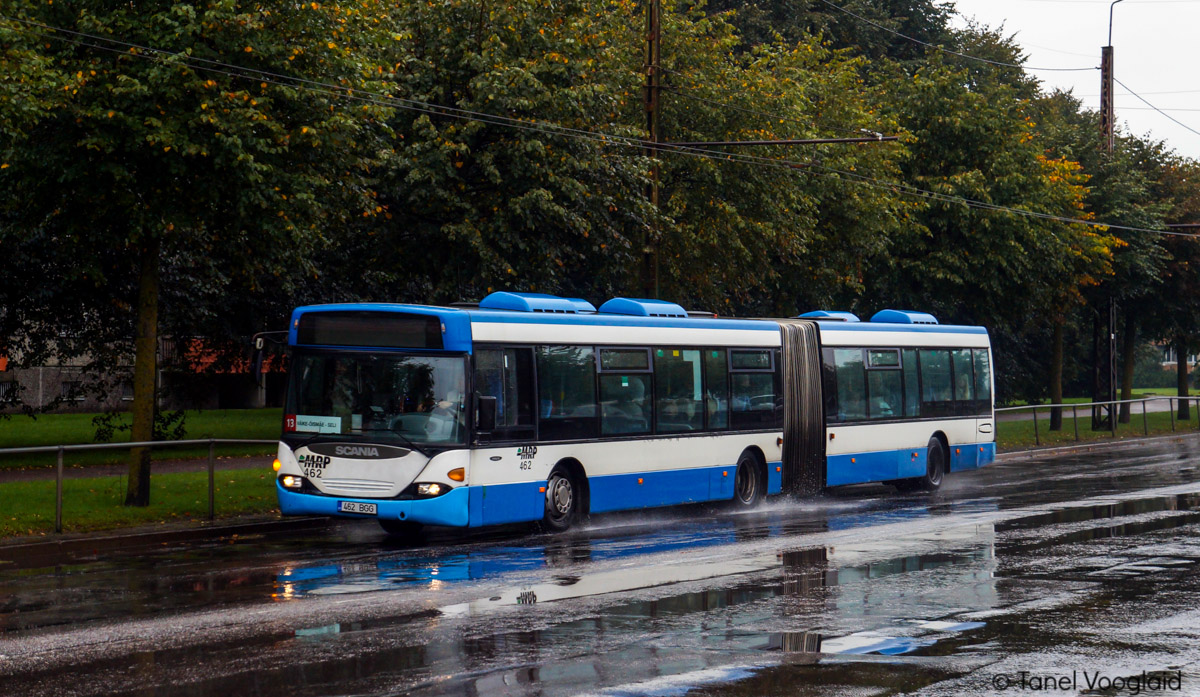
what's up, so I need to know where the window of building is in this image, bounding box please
[61,380,85,402]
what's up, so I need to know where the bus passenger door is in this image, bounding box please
[472,347,541,526]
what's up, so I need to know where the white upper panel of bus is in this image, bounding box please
[818,326,991,349]
[469,321,784,347]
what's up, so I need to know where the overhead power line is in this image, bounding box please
[1,14,1195,241]
[818,0,1098,72]
[1113,77,1200,138]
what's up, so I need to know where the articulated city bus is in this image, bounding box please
[273,292,994,535]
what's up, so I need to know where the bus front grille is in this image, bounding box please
[320,479,395,495]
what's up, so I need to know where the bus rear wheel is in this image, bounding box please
[918,437,946,491]
[541,467,578,532]
[733,451,765,507]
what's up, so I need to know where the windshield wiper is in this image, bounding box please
[357,428,430,458]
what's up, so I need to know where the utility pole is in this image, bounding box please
[1092,0,1122,430]
[641,0,661,298]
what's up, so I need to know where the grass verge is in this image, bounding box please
[997,406,1200,450]
[0,468,279,538]
[0,408,282,470]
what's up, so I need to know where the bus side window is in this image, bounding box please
[902,349,920,417]
[729,349,775,429]
[832,348,867,421]
[919,349,952,416]
[537,346,598,441]
[822,349,839,422]
[474,347,534,440]
[865,349,902,419]
[951,348,974,415]
[973,349,992,413]
[704,349,729,430]
[598,348,652,435]
[655,348,703,433]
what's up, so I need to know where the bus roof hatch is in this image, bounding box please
[598,297,689,318]
[478,292,597,314]
[797,311,860,322]
[870,310,939,325]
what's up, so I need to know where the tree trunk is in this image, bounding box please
[1049,318,1064,431]
[125,239,160,507]
[1177,336,1190,422]
[1118,311,1136,423]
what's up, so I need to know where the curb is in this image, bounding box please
[0,515,331,564]
[996,430,1200,463]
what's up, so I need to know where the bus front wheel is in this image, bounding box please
[733,451,765,507]
[542,467,577,532]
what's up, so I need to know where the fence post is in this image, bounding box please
[1072,405,1079,441]
[1111,402,1117,438]
[1143,400,1149,436]
[1033,406,1040,446]
[1170,398,1176,432]
[55,445,64,534]
[208,439,216,522]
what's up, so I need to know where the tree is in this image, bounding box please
[0,3,394,504]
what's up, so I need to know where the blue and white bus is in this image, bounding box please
[273,292,995,535]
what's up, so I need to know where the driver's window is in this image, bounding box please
[474,347,535,441]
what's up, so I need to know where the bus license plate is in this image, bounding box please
[338,501,377,516]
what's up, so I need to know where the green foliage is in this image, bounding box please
[1,0,1199,414]
[0,1,395,385]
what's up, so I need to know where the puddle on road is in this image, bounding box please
[9,484,1200,697]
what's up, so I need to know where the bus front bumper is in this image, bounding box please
[277,483,470,527]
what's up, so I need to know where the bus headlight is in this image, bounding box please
[417,483,444,496]
[281,475,304,489]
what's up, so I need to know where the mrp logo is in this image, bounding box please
[335,445,379,458]
[516,446,538,458]
[297,454,331,468]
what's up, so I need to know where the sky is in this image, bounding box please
[948,0,1200,160]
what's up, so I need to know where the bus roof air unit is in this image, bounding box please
[797,311,860,322]
[870,310,939,325]
[478,292,597,314]
[598,297,689,318]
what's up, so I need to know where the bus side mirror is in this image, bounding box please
[477,395,497,432]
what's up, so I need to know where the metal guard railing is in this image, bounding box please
[995,396,1200,447]
[0,439,278,533]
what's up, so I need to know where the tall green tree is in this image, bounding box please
[0,2,394,504]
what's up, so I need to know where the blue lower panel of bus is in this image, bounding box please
[950,442,996,471]
[277,483,472,527]
[590,465,729,513]
[280,459,793,528]
[827,442,996,486]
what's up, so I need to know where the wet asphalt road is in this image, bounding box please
[5,438,1200,696]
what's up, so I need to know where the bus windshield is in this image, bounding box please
[285,352,468,445]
